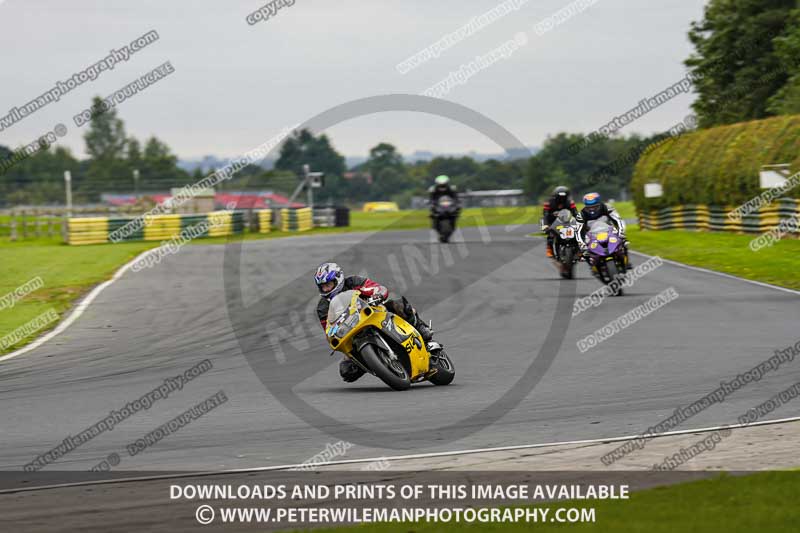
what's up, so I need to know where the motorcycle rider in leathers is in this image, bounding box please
[314,262,433,383]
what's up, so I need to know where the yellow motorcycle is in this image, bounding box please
[325,290,455,391]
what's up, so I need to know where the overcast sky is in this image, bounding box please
[0,0,707,160]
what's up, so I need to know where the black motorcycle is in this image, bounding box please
[548,209,581,279]
[432,195,459,243]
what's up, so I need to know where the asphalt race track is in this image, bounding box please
[1,225,799,473]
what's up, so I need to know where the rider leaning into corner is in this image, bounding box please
[428,175,461,228]
[541,185,579,258]
[314,262,434,383]
[576,192,631,266]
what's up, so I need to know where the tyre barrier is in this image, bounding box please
[255,209,273,234]
[67,211,246,245]
[280,207,313,232]
[638,198,800,234]
[311,207,351,228]
[313,207,336,228]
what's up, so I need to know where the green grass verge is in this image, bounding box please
[0,238,158,354]
[0,207,541,354]
[290,471,799,533]
[628,226,800,290]
[609,200,635,220]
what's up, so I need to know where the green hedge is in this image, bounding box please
[632,114,800,211]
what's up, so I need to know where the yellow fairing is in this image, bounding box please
[386,313,430,377]
[327,293,430,379]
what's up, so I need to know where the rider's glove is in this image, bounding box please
[541,224,550,233]
[359,284,388,303]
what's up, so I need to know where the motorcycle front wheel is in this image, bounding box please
[360,344,411,391]
[428,349,455,386]
[604,261,624,296]
[560,246,576,279]
[438,218,453,243]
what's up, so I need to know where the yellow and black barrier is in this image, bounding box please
[67,210,246,245]
[638,199,800,235]
[280,207,313,232]
[67,217,112,245]
[255,209,273,233]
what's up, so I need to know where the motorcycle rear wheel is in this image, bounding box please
[360,344,411,391]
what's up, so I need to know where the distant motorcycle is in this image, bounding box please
[548,209,581,279]
[432,195,459,243]
[583,218,628,295]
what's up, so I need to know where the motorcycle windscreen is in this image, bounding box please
[555,209,572,224]
[587,221,612,240]
[326,290,358,325]
[586,216,610,228]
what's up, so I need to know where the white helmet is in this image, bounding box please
[314,262,344,299]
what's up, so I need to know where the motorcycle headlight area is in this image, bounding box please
[328,309,362,338]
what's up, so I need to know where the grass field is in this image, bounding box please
[628,226,800,290]
[291,471,799,533]
[609,200,635,220]
[0,238,157,354]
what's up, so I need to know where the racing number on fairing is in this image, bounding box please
[402,339,414,354]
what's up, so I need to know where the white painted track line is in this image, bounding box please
[2,415,799,494]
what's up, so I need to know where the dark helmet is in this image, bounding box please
[552,186,570,208]
[553,185,570,198]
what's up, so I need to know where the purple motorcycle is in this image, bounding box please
[584,219,628,295]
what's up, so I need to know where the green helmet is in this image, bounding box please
[434,175,450,186]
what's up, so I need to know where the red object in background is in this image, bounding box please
[215,192,304,209]
[102,192,305,209]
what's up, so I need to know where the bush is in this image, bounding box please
[632,114,800,211]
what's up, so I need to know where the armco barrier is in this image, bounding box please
[67,211,246,245]
[280,207,313,232]
[639,198,800,234]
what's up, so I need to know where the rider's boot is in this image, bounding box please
[339,358,365,383]
[413,314,433,343]
[402,297,433,342]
